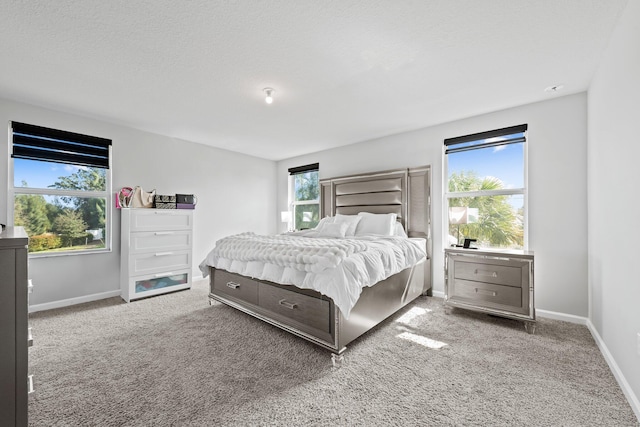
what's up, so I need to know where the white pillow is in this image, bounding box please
[393,221,408,238]
[334,214,362,237]
[316,222,348,238]
[314,216,335,232]
[355,212,398,236]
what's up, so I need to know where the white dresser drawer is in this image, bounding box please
[130,209,193,232]
[130,230,192,253]
[126,270,191,302]
[130,250,191,276]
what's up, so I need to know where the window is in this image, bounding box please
[9,122,112,255]
[444,124,527,250]
[288,163,320,230]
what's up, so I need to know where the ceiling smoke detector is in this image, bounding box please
[544,85,565,93]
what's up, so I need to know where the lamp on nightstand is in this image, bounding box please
[448,206,478,245]
[281,211,292,232]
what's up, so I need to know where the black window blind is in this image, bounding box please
[288,163,319,175]
[444,124,527,154]
[11,121,112,169]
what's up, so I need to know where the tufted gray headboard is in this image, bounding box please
[319,166,431,240]
[319,166,432,291]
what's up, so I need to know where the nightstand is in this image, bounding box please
[444,247,535,334]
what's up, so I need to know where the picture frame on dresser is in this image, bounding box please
[120,208,194,302]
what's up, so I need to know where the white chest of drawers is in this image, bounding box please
[444,247,535,333]
[120,209,193,302]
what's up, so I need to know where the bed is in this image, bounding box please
[200,166,432,364]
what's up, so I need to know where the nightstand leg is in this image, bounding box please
[331,353,344,368]
[444,305,452,315]
[524,321,536,335]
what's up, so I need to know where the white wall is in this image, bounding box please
[588,0,640,412]
[277,93,588,317]
[0,97,277,306]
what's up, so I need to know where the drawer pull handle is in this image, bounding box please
[154,232,175,235]
[475,288,497,297]
[226,282,240,289]
[28,279,34,293]
[154,272,173,278]
[278,299,298,310]
[154,252,174,257]
[474,269,498,278]
[27,375,34,394]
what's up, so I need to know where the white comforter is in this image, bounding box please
[199,232,426,318]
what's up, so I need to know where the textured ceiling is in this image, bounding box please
[0,0,629,160]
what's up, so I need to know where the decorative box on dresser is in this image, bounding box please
[120,209,193,302]
[444,247,535,333]
[0,226,30,426]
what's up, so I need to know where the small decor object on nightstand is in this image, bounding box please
[444,247,535,334]
[462,238,477,249]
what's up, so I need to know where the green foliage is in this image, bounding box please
[52,210,88,247]
[14,194,51,235]
[29,234,63,252]
[294,172,319,202]
[449,171,523,248]
[293,171,320,229]
[50,167,106,229]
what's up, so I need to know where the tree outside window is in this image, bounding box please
[288,164,320,231]
[13,165,108,253]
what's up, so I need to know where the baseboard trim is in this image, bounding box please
[586,320,640,421]
[29,290,122,313]
[431,290,445,299]
[535,309,588,324]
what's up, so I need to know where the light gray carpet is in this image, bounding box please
[28,280,638,426]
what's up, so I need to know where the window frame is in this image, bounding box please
[443,124,528,250]
[287,163,320,231]
[8,123,113,257]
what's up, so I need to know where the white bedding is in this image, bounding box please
[199,232,426,318]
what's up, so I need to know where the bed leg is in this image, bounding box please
[331,352,344,368]
[524,321,536,335]
[208,297,217,306]
[444,304,452,315]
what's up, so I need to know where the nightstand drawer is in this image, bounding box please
[259,283,331,334]
[212,269,259,305]
[450,279,522,308]
[454,260,522,287]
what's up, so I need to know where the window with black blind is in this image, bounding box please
[9,121,112,255]
[288,163,320,230]
[444,124,527,249]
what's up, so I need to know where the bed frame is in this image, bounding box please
[208,166,432,364]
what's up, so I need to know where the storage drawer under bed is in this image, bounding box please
[258,283,331,334]
[212,269,259,305]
